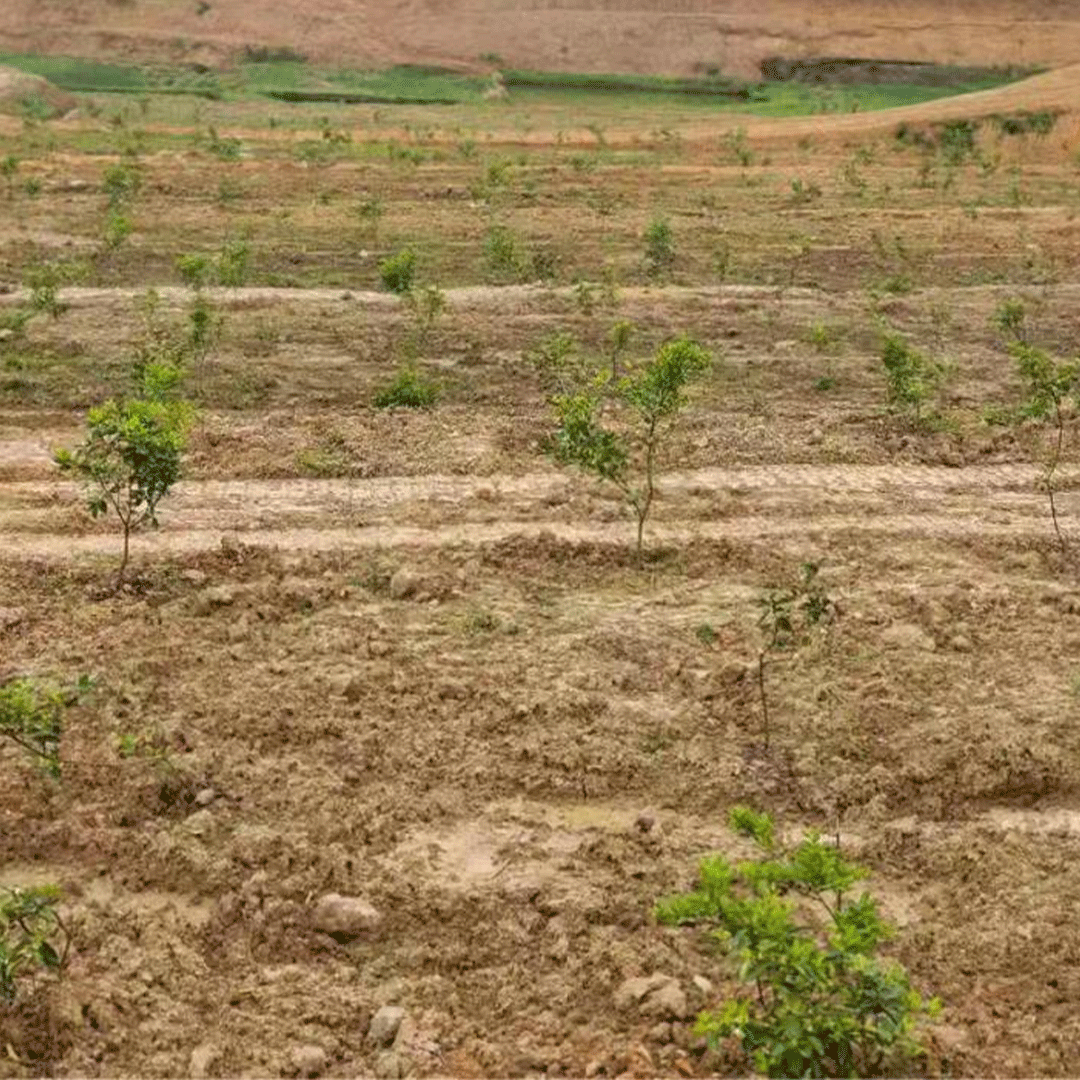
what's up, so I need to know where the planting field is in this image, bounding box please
[2,62,1080,1079]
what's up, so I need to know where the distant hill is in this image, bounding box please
[0,0,1077,79]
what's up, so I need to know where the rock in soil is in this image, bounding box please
[369,1005,406,1047]
[613,974,689,1019]
[311,893,382,940]
[288,1045,328,1078]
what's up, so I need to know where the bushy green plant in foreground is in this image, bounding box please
[655,806,941,1078]
[0,885,71,1003]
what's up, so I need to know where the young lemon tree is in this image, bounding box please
[655,806,941,1079]
[547,336,711,559]
[0,885,71,1003]
[993,298,1078,553]
[55,362,193,584]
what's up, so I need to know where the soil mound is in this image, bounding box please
[0,64,76,117]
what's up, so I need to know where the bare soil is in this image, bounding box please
[2,63,1080,1080]
[3,0,1080,78]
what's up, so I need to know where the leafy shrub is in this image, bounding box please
[379,248,418,294]
[0,885,71,1003]
[643,216,675,279]
[483,224,524,282]
[880,333,946,423]
[176,253,212,289]
[655,806,941,1078]
[101,161,142,208]
[216,238,251,286]
[372,364,439,409]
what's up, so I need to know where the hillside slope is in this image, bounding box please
[0,0,1078,78]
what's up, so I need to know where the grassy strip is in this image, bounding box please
[501,68,757,99]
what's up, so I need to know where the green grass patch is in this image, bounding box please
[0,54,486,106]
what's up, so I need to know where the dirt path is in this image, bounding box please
[1,462,1070,558]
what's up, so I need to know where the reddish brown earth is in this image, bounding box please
[1,0,1080,77]
[1,24,1080,1080]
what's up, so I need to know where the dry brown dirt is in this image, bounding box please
[2,49,1080,1080]
[2,0,1080,77]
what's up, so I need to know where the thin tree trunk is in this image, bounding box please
[118,521,131,586]
[757,650,770,750]
[1048,403,1068,554]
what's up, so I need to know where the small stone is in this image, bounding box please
[190,1043,220,1079]
[645,980,688,1020]
[691,974,714,996]
[184,809,215,837]
[312,893,382,940]
[389,569,419,600]
[374,1051,403,1080]
[584,1061,604,1078]
[949,635,973,653]
[289,1045,328,1078]
[881,622,936,652]
[194,788,216,807]
[0,607,25,630]
[194,585,237,615]
[614,974,688,1019]
[369,1005,406,1047]
[634,809,657,833]
[343,675,365,703]
[0,328,14,343]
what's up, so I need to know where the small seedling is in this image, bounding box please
[880,333,946,425]
[0,885,72,1003]
[372,365,439,409]
[606,320,635,381]
[643,217,675,280]
[379,248,418,295]
[655,806,941,1078]
[0,675,93,779]
[756,562,835,750]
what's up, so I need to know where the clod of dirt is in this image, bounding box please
[194,787,217,807]
[613,974,689,1020]
[189,1042,221,1079]
[634,809,660,835]
[288,1044,329,1078]
[374,1050,406,1079]
[691,974,714,997]
[311,893,382,940]
[369,1005,406,1047]
[0,606,24,629]
[389,568,420,600]
[881,622,936,652]
[649,1021,673,1043]
[194,584,238,615]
